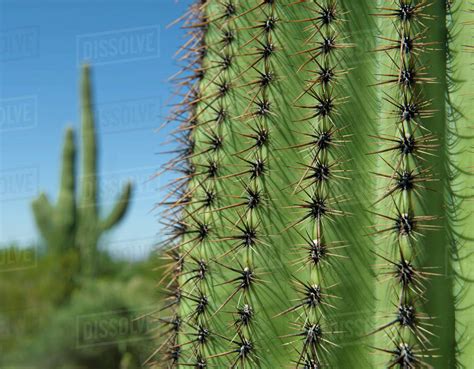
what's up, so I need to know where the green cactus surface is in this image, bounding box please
[32,65,133,278]
[155,1,473,368]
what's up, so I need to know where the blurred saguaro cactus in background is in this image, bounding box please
[32,65,133,278]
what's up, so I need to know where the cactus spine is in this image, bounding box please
[156,1,473,368]
[32,65,133,277]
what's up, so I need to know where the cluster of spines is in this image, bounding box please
[282,1,350,367]
[371,1,438,367]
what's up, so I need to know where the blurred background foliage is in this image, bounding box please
[0,66,164,368]
[0,244,162,368]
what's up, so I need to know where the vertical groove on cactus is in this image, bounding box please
[447,1,474,368]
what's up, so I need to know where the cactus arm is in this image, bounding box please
[31,193,54,241]
[449,1,474,367]
[55,127,77,234]
[79,64,98,220]
[31,128,77,252]
[331,1,380,367]
[99,181,133,231]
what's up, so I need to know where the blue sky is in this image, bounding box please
[0,0,192,259]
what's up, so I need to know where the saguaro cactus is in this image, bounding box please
[155,1,472,368]
[32,65,133,277]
